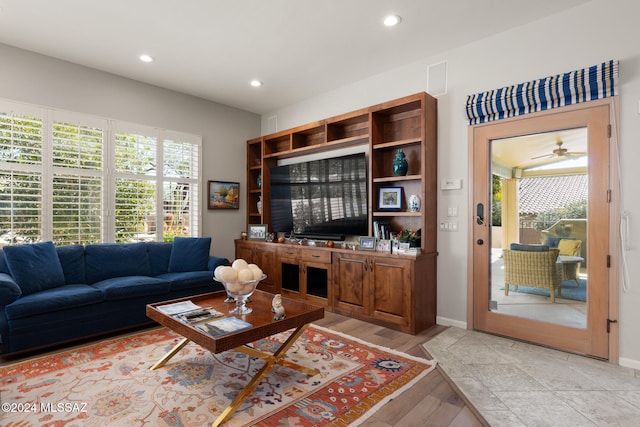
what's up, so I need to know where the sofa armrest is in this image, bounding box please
[208,256,231,271]
[0,273,22,306]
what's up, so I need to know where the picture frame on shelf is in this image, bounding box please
[208,181,239,210]
[247,224,268,240]
[376,239,391,253]
[378,186,403,211]
[359,236,376,251]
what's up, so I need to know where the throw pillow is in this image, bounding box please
[3,241,66,295]
[558,239,581,256]
[168,237,211,272]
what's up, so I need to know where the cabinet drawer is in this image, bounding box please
[278,246,301,258]
[302,249,331,264]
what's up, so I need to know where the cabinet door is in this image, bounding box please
[333,253,368,315]
[235,242,253,263]
[370,258,412,328]
[254,245,278,293]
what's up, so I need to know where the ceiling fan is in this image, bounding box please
[531,141,586,160]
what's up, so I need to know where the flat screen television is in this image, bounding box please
[270,152,368,240]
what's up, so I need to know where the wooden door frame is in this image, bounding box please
[466,97,620,363]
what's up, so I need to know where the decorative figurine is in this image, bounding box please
[272,294,286,320]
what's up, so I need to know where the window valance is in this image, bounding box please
[465,60,618,125]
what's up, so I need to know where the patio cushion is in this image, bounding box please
[558,239,581,256]
[509,243,549,252]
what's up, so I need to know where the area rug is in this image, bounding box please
[0,325,436,426]
[503,279,586,302]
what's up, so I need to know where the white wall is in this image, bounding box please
[0,43,260,261]
[261,0,640,365]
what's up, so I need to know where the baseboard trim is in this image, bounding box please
[619,357,640,370]
[436,316,467,330]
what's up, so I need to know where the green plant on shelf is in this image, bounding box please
[398,229,420,247]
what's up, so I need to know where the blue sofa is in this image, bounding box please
[0,237,229,355]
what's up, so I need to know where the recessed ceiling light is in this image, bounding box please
[139,54,154,63]
[250,80,263,87]
[383,15,402,27]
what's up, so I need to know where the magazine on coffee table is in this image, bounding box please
[176,307,225,324]
[157,300,201,315]
[196,316,252,337]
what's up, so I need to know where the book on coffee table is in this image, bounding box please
[196,316,252,337]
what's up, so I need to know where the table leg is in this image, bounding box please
[150,337,190,370]
[212,323,316,427]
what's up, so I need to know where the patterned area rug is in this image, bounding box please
[0,325,435,426]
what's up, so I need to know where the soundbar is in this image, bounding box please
[284,232,346,241]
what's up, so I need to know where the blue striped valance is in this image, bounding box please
[466,60,618,125]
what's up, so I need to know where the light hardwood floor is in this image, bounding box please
[314,312,489,427]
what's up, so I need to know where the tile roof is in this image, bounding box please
[518,175,587,215]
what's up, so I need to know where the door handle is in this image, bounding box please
[476,203,485,225]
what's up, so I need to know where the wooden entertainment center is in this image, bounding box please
[237,92,437,334]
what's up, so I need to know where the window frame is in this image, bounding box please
[0,100,202,245]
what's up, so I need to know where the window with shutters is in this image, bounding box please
[0,101,202,246]
[0,111,43,244]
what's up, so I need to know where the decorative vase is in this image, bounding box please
[392,148,408,176]
[257,196,262,214]
[257,173,262,189]
[408,194,421,212]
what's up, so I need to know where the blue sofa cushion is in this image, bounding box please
[0,272,22,306]
[5,284,104,319]
[3,241,66,295]
[91,276,170,300]
[0,250,9,274]
[56,245,86,284]
[510,243,550,252]
[157,271,215,291]
[168,237,211,272]
[147,242,173,275]
[85,243,151,283]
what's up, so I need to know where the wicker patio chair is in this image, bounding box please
[503,247,563,302]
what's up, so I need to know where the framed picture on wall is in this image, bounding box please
[208,181,239,209]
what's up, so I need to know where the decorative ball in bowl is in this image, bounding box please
[213,260,265,315]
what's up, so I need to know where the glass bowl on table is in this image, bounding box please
[214,274,267,314]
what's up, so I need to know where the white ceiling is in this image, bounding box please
[0,0,589,115]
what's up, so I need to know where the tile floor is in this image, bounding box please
[423,327,640,426]
[491,248,587,329]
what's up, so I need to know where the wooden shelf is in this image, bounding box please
[373,174,421,183]
[242,92,437,335]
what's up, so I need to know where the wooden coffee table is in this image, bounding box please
[146,290,324,427]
